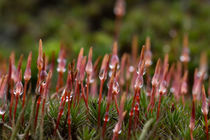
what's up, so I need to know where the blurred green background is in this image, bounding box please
[0,0,209,76]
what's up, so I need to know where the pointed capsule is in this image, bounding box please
[57,47,66,73]
[152,59,161,86]
[114,0,125,17]
[134,74,143,90]
[192,69,201,100]
[144,37,152,67]
[99,55,109,81]
[201,85,208,115]
[14,71,23,96]
[85,47,93,75]
[24,52,32,81]
[37,39,43,70]
[180,34,190,63]
[14,81,23,96]
[112,78,120,95]
[10,53,18,82]
[0,76,8,111]
[79,56,87,81]
[137,45,145,75]
[181,70,188,95]
[198,52,207,78]
[109,42,120,70]
[76,48,84,70]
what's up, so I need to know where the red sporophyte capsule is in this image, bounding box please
[109,42,120,70]
[159,65,168,94]
[24,52,32,81]
[198,52,208,78]
[37,39,43,70]
[201,85,208,115]
[144,37,152,67]
[10,52,18,82]
[57,47,66,73]
[137,45,145,75]
[151,59,161,87]
[99,54,109,81]
[180,34,190,63]
[85,47,93,75]
[112,78,120,95]
[79,56,87,82]
[114,0,125,18]
[0,75,8,115]
[192,69,202,100]
[134,73,144,90]
[76,48,84,71]
[181,70,188,95]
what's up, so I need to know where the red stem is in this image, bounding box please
[127,89,138,139]
[147,85,156,113]
[67,92,72,139]
[22,80,28,108]
[204,113,209,140]
[156,93,162,120]
[114,95,120,115]
[34,96,41,129]
[13,94,19,121]
[81,83,89,111]
[86,74,90,103]
[98,79,104,127]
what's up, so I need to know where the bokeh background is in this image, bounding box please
[0,0,209,79]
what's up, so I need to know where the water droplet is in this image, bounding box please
[0,101,7,115]
[103,115,110,122]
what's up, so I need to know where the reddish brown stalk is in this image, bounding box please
[112,93,126,140]
[13,94,19,121]
[201,85,208,140]
[34,95,41,129]
[189,98,195,140]
[156,92,162,120]
[102,65,117,138]
[127,88,139,138]
[97,54,110,127]
[98,79,104,127]
[54,90,67,136]
[114,95,120,114]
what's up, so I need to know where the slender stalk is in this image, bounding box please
[98,79,104,127]
[34,96,41,129]
[86,74,90,103]
[22,80,28,108]
[114,95,119,115]
[147,85,156,113]
[204,113,208,140]
[9,86,14,122]
[13,94,19,122]
[156,93,162,120]
[127,89,138,139]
